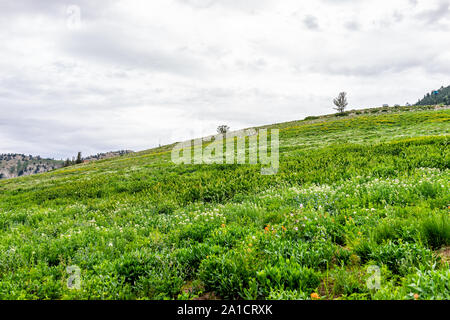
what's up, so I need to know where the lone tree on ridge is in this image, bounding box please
[217,125,230,134]
[333,92,348,113]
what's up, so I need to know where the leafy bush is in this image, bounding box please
[256,258,320,296]
[198,250,259,299]
[419,213,450,249]
[354,240,435,275]
[405,268,450,300]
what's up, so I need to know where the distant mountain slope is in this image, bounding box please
[416,85,450,106]
[0,154,63,179]
[0,150,135,180]
[84,150,134,162]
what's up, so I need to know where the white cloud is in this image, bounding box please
[0,0,449,158]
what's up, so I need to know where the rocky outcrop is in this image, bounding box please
[0,154,63,180]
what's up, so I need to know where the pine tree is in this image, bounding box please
[64,158,71,167]
[75,152,83,164]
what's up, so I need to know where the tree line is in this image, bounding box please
[415,85,450,106]
[63,152,83,167]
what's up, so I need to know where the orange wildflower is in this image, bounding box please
[414,293,419,300]
[311,292,320,300]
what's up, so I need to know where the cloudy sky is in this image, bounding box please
[1,0,449,159]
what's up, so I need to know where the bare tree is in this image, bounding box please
[217,125,230,134]
[333,92,348,113]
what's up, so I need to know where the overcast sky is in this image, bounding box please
[1,0,449,159]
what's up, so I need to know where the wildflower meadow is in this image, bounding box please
[0,106,448,300]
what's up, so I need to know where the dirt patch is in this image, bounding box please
[438,246,450,264]
[318,278,342,300]
[193,292,220,300]
[182,281,221,300]
[181,281,195,295]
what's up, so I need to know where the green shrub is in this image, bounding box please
[419,213,450,249]
[354,240,435,275]
[371,219,418,244]
[198,250,259,299]
[405,268,450,300]
[330,267,369,297]
[256,258,320,296]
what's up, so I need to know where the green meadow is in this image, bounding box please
[0,106,449,300]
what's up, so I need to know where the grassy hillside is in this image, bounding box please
[0,106,449,300]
